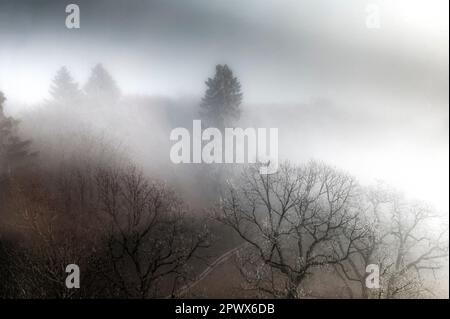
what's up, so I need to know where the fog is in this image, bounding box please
[0,0,449,299]
[0,0,448,212]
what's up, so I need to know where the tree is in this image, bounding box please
[0,164,104,298]
[334,184,449,298]
[381,196,448,298]
[0,91,35,177]
[95,167,210,298]
[0,91,5,115]
[200,64,242,129]
[49,66,82,104]
[216,162,367,298]
[84,64,120,105]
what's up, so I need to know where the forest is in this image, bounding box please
[0,63,448,298]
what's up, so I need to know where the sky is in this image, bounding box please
[0,0,448,106]
[0,0,449,211]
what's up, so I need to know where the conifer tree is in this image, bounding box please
[49,66,82,104]
[84,64,120,105]
[200,64,243,129]
[0,91,35,176]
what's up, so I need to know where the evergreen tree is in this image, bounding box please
[49,66,82,104]
[200,64,243,129]
[0,91,35,177]
[0,91,5,117]
[84,64,120,104]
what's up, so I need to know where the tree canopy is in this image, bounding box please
[0,91,35,176]
[200,64,242,129]
[49,66,82,104]
[84,64,121,104]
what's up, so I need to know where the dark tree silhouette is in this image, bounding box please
[84,64,121,105]
[216,162,367,298]
[0,91,35,177]
[49,66,82,104]
[95,167,210,298]
[200,64,242,129]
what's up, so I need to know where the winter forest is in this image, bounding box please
[0,0,449,299]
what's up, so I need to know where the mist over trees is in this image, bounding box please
[84,64,121,105]
[216,163,448,298]
[0,92,35,177]
[338,186,449,298]
[0,62,448,299]
[200,64,242,129]
[49,64,120,107]
[49,66,82,105]
[216,162,367,298]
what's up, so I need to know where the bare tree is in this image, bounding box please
[216,162,367,298]
[1,175,100,298]
[95,167,210,298]
[335,184,449,298]
[333,184,391,298]
[383,197,448,298]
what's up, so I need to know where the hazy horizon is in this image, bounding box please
[1,0,448,212]
[0,0,448,301]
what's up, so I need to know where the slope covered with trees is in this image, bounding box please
[0,63,447,299]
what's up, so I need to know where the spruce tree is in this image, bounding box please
[49,66,82,104]
[200,64,243,129]
[84,64,120,105]
[0,91,35,177]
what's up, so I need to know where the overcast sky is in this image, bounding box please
[0,0,448,211]
[0,0,448,107]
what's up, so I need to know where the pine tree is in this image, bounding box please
[200,64,243,129]
[49,66,82,104]
[0,91,35,177]
[84,64,120,105]
[0,91,5,118]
